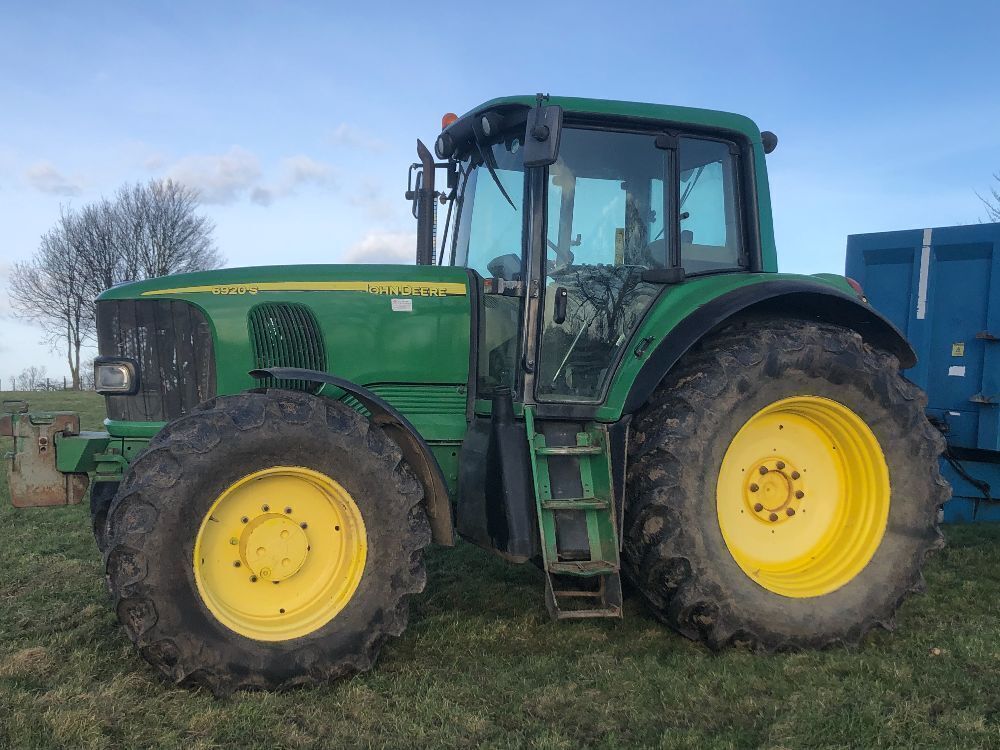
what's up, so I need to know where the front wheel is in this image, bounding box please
[104,389,430,694]
[624,318,949,649]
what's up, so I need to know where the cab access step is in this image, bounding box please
[524,406,623,619]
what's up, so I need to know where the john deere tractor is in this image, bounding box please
[3,94,948,694]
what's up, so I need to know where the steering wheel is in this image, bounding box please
[546,260,577,280]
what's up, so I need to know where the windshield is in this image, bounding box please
[451,135,525,278]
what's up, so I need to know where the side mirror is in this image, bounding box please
[406,165,424,219]
[522,102,563,168]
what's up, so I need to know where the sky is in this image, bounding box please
[1,0,999,384]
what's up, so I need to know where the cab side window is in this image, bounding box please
[678,137,744,274]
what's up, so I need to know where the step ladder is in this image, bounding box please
[524,406,623,619]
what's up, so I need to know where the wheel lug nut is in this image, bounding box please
[229,537,238,545]
[759,466,769,475]
[791,471,800,480]
[250,575,258,583]
[284,507,292,514]
[300,522,308,529]
[753,503,764,512]
[241,516,249,524]
[776,461,785,470]
[233,561,241,567]
[795,490,804,499]
[786,508,796,517]
[749,483,759,492]
[262,504,270,512]
[769,513,779,522]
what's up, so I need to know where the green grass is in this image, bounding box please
[1,391,998,749]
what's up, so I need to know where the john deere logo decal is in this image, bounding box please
[365,283,453,297]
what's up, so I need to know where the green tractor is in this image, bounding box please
[3,94,948,694]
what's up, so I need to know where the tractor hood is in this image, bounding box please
[95,264,473,433]
[96,263,470,302]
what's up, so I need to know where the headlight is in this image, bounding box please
[94,357,139,395]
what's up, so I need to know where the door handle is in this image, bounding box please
[553,287,568,324]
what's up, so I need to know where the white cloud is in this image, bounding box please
[165,146,261,204]
[23,161,82,196]
[343,230,415,264]
[249,186,275,207]
[329,123,386,153]
[349,179,395,221]
[251,155,336,206]
[142,152,166,170]
[283,154,334,185]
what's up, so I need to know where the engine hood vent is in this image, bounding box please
[248,302,327,390]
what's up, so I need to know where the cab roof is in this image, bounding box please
[461,95,763,143]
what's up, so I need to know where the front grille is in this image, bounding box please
[248,302,326,390]
[96,299,216,422]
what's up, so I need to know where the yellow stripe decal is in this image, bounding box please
[141,280,468,297]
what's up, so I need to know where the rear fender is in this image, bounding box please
[623,280,916,414]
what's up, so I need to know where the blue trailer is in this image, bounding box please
[846,222,1000,522]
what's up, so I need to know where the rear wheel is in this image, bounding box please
[90,481,118,554]
[104,389,430,694]
[624,318,949,649]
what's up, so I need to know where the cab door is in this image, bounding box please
[534,128,668,403]
[534,128,748,405]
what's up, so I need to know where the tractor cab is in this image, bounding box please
[410,95,766,413]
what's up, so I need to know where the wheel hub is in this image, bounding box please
[716,396,890,599]
[193,466,367,641]
[744,458,805,524]
[242,515,309,581]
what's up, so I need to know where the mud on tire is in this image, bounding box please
[623,317,949,650]
[103,389,430,694]
[90,481,119,555]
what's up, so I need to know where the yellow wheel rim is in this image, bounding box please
[716,396,890,598]
[194,466,367,641]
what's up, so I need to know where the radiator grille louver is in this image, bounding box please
[97,299,217,422]
[248,302,327,390]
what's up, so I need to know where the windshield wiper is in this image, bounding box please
[475,139,516,210]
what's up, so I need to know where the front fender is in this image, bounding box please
[250,367,454,545]
[620,278,915,415]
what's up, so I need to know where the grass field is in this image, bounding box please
[1,390,998,749]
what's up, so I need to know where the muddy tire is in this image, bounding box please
[624,317,949,649]
[90,481,119,554]
[103,389,430,694]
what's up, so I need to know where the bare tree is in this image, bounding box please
[10,211,92,388]
[80,358,96,391]
[9,179,222,388]
[980,173,1000,222]
[114,180,222,279]
[15,366,47,391]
